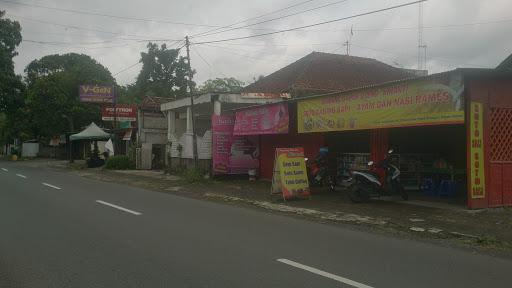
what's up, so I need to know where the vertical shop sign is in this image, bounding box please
[271,147,310,200]
[470,102,485,199]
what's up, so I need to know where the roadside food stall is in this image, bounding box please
[295,69,512,209]
[223,67,512,209]
[69,122,112,166]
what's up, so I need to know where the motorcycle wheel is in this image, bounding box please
[348,183,370,203]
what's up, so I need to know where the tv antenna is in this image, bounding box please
[343,25,354,55]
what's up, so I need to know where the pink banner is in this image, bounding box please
[233,103,289,135]
[212,115,259,175]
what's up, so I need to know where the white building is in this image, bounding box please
[160,92,282,170]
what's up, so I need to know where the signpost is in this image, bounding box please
[79,85,114,103]
[271,147,310,201]
[79,84,119,153]
[101,105,137,122]
[212,115,259,175]
[297,73,465,133]
[233,103,289,136]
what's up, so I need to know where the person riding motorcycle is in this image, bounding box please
[306,147,334,191]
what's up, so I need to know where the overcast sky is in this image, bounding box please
[3,0,512,87]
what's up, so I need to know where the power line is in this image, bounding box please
[193,0,427,45]
[194,0,349,39]
[191,0,317,37]
[0,0,219,28]
[350,43,489,68]
[22,38,182,50]
[199,43,299,63]
[8,12,182,41]
[192,46,228,78]
[113,62,141,76]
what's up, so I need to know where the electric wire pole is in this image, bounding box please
[185,36,199,168]
[417,2,427,70]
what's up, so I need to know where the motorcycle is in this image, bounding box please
[348,149,408,203]
[305,149,335,193]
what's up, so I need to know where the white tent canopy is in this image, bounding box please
[70,122,111,141]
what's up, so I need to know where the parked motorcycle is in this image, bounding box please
[306,147,335,192]
[348,149,408,203]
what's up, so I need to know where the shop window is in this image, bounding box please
[490,108,512,162]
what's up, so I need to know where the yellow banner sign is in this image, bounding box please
[298,73,464,133]
[470,102,485,199]
[271,148,310,200]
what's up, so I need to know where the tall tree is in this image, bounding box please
[134,42,194,100]
[0,10,23,113]
[198,77,245,93]
[0,10,26,142]
[24,53,115,138]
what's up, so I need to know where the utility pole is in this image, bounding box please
[185,36,198,168]
[417,2,427,70]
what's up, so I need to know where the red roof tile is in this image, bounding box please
[242,52,415,96]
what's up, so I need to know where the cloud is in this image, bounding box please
[5,0,512,87]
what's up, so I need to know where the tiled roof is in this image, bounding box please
[242,52,415,96]
[140,95,171,110]
[496,53,512,73]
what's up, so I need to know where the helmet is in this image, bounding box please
[319,147,329,155]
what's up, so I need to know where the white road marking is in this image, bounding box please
[277,258,374,288]
[16,174,27,179]
[42,183,62,190]
[1,168,8,172]
[96,200,142,216]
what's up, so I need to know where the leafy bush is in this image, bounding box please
[181,167,208,183]
[104,155,135,170]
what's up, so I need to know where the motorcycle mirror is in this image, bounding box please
[367,161,374,166]
[388,149,394,154]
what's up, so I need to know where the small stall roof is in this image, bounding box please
[70,122,111,141]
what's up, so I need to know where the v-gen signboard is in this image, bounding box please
[79,85,114,103]
[297,73,465,133]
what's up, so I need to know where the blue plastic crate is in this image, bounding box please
[438,180,457,197]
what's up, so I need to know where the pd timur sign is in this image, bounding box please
[79,85,114,103]
[101,105,137,122]
[271,147,310,201]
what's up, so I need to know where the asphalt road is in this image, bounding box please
[0,161,510,288]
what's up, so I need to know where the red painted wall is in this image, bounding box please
[260,132,325,179]
[259,102,326,179]
[467,78,512,208]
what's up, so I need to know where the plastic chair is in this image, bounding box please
[420,178,436,196]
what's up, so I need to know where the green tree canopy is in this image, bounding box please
[198,77,245,93]
[134,42,194,100]
[0,10,26,143]
[24,53,115,138]
[0,10,23,113]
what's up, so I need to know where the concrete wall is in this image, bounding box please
[21,143,39,157]
[168,130,212,160]
[138,110,167,145]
